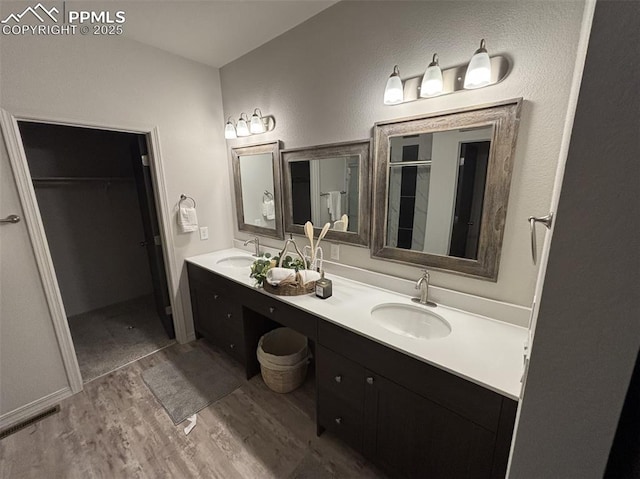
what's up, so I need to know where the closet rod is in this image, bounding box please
[32,177,134,183]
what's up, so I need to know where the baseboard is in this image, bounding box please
[0,387,72,430]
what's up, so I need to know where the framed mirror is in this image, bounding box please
[232,141,284,239]
[281,140,371,246]
[372,99,522,280]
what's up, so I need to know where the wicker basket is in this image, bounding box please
[263,272,315,296]
[257,328,310,393]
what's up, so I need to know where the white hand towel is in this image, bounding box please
[265,199,275,220]
[326,191,342,221]
[266,268,321,286]
[178,207,198,233]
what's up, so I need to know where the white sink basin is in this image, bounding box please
[215,255,254,268]
[371,303,451,340]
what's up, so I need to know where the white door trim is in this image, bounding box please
[0,110,188,398]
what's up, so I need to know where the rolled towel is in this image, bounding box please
[178,207,198,233]
[266,268,321,286]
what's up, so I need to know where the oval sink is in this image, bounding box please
[216,255,254,268]
[371,303,451,340]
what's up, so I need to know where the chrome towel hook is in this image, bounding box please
[528,213,553,265]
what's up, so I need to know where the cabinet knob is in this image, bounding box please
[229,343,235,349]
[334,417,342,425]
[226,313,232,319]
[269,307,275,314]
[366,376,375,385]
[334,375,342,383]
[214,294,219,300]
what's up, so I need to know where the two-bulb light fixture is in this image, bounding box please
[225,108,269,139]
[383,39,497,105]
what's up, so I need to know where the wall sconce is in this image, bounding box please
[464,39,491,89]
[236,113,250,137]
[420,54,443,97]
[383,39,509,105]
[224,116,237,139]
[384,65,404,105]
[224,109,275,140]
[250,108,266,134]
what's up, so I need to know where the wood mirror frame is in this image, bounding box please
[371,99,522,280]
[281,139,371,247]
[232,141,284,239]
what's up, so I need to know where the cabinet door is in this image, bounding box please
[363,372,495,479]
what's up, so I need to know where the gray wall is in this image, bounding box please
[509,1,640,476]
[221,0,586,307]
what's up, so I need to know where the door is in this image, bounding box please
[129,136,175,338]
[0,124,74,418]
[363,372,495,479]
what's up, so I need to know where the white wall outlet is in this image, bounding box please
[199,226,209,240]
[330,243,340,260]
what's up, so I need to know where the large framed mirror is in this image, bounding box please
[372,99,522,280]
[281,140,371,246]
[232,141,284,239]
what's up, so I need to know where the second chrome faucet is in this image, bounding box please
[412,270,437,307]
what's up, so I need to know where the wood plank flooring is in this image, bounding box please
[0,340,387,479]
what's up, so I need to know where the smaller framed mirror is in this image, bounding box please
[232,141,284,239]
[281,140,371,246]
[372,99,522,280]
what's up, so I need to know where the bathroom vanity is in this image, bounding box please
[186,249,526,479]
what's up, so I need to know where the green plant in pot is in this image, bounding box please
[250,253,306,287]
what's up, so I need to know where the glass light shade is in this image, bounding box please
[236,115,250,137]
[384,65,404,105]
[224,118,237,139]
[250,110,265,134]
[464,40,492,89]
[420,54,443,97]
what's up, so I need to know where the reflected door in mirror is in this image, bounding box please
[290,156,359,233]
[385,126,492,260]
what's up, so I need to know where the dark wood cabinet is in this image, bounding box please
[187,262,517,479]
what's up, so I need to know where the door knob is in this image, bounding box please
[366,376,375,385]
[0,214,20,224]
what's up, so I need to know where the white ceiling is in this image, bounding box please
[110,1,337,68]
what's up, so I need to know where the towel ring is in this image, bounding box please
[263,190,274,201]
[179,194,196,208]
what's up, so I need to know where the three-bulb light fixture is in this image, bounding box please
[384,39,494,105]
[225,108,268,139]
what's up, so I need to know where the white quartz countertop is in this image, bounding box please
[186,248,527,400]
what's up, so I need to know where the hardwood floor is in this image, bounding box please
[0,340,387,479]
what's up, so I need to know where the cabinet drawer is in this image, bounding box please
[317,345,365,407]
[243,291,317,340]
[211,325,246,364]
[318,389,364,452]
[188,263,230,294]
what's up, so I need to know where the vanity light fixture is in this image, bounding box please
[224,117,237,139]
[464,39,492,89]
[236,113,250,137]
[250,108,266,134]
[419,54,443,97]
[384,65,404,105]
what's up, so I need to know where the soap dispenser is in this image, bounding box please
[315,270,332,299]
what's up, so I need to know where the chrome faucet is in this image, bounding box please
[412,270,436,307]
[244,237,260,256]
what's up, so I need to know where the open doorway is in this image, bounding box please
[18,122,175,382]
